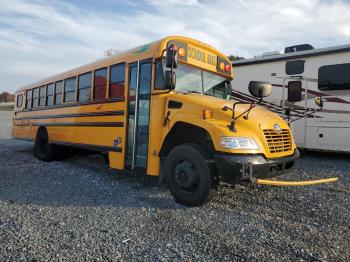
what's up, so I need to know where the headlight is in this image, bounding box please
[219,137,259,150]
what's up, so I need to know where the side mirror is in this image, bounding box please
[166,45,178,69]
[315,96,323,109]
[248,81,272,98]
[164,71,176,89]
[287,81,302,102]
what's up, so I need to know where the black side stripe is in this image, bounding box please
[21,97,125,113]
[50,141,122,152]
[13,136,33,141]
[32,122,123,127]
[15,110,124,121]
[13,123,30,126]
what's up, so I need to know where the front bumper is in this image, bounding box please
[214,149,300,183]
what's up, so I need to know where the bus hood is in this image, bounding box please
[169,92,295,158]
[170,92,288,129]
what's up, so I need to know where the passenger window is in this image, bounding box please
[55,81,63,105]
[26,90,32,109]
[64,77,76,103]
[39,86,46,107]
[286,60,305,75]
[110,63,125,98]
[318,63,350,91]
[17,94,23,108]
[32,88,39,108]
[154,60,164,89]
[139,63,152,95]
[47,83,54,106]
[78,72,92,102]
[94,68,107,100]
[288,81,302,102]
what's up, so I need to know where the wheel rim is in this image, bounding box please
[174,159,200,192]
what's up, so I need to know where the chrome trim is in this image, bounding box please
[131,61,140,170]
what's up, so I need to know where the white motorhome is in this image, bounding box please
[232,44,350,152]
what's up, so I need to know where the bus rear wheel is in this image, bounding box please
[164,143,216,207]
[34,129,56,162]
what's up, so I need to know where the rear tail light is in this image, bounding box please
[178,47,185,57]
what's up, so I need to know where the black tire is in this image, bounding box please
[34,129,56,161]
[164,143,217,207]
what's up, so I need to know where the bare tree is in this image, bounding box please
[104,48,120,57]
[0,92,15,103]
[228,55,245,61]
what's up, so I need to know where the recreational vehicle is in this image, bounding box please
[232,44,350,153]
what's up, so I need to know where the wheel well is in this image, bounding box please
[36,126,47,139]
[159,122,215,158]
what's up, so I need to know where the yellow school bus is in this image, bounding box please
[13,36,299,206]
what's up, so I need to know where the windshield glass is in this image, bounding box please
[174,63,231,100]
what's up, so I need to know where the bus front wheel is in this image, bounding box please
[34,129,56,162]
[164,143,216,206]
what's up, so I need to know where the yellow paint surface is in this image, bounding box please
[13,36,296,179]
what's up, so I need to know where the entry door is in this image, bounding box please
[126,60,152,170]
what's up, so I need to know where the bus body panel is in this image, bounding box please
[13,100,127,169]
[13,36,297,184]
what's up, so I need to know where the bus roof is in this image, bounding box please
[232,43,350,67]
[16,36,231,93]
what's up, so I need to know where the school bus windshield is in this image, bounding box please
[175,63,232,100]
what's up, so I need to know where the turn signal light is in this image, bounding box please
[219,62,225,71]
[203,109,213,120]
[178,47,186,57]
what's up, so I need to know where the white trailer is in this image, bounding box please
[231,44,350,152]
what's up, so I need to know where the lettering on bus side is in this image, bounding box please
[187,46,216,67]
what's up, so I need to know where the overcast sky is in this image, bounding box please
[1,0,350,93]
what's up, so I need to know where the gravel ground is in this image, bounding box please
[0,110,13,139]
[0,139,349,261]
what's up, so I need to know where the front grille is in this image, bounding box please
[263,129,292,153]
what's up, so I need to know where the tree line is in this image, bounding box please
[0,92,15,103]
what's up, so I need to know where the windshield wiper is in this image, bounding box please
[209,79,228,90]
[182,89,202,94]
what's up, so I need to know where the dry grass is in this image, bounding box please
[0,110,13,139]
[0,104,14,111]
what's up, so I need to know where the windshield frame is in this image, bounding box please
[158,59,232,100]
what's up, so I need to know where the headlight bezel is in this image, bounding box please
[219,136,260,150]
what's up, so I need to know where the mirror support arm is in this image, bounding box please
[226,98,262,132]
